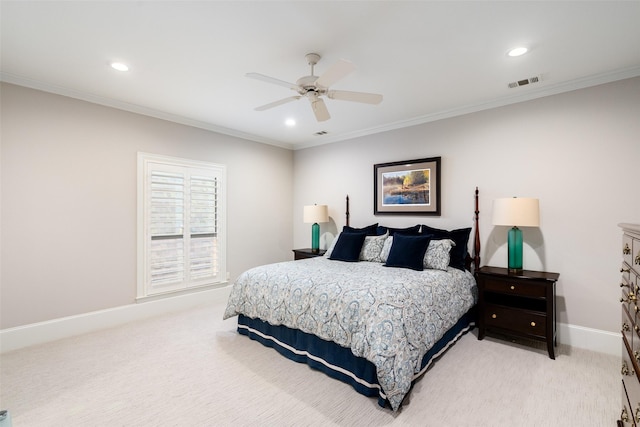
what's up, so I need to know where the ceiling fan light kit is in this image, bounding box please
[247,53,383,122]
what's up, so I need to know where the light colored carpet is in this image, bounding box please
[0,298,619,426]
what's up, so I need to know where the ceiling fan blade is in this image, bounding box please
[254,96,301,111]
[310,97,330,122]
[315,59,356,88]
[327,90,383,105]
[246,72,298,91]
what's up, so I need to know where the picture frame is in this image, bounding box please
[374,156,441,216]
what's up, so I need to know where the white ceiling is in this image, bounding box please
[2,1,640,150]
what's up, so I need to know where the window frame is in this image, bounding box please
[137,152,227,300]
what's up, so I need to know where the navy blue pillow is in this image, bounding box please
[384,234,431,271]
[343,223,379,236]
[329,232,367,262]
[421,225,471,270]
[377,224,421,236]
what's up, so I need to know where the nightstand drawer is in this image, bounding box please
[484,303,547,338]
[482,277,546,298]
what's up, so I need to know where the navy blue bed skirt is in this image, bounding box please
[237,308,475,409]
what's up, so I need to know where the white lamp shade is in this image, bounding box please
[492,198,540,227]
[303,205,329,224]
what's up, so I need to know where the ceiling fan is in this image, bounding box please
[247,53,383,122]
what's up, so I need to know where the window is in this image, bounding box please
[137,153,226,298]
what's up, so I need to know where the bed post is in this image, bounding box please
[473,187,481,272]
[345,195,350,227]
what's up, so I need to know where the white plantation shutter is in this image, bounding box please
[138,154,226,298]
[150,171,185,287]
[188,175,218,281]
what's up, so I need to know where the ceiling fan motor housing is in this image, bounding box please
[296,75,323,95]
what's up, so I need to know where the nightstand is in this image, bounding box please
[476,266,560,359]
[292,248,326,260]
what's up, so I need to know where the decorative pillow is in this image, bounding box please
[329,232,367,262]
[376,224,421,236]
[380,235,394,262]
[384,234,431,271]
[359,232,389,262]
[324,233,339,258]
[343,223,379,236]
[423,238,455,270]
[421,225,471,270]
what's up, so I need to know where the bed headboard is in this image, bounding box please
[344,187,481,272]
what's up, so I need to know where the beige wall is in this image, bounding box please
[293,76,640,334]
[1,83,293,329]
[3,77,639,335]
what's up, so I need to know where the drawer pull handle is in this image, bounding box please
[634,351,640,364]
[629,292,637,302]
[622,407,630,422]
[622,361,635,376]
[635,325,640,333]
[624,244,631,255]
[510,285,515,290]
[621,267,631,273]
[636,253,640,265]
[530,321,536,327]
[623,322,631,332]
[635,405,640,423]
[621,282,630,288]
[491,314,497,319]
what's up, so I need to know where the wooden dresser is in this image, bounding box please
[620,223,640,426]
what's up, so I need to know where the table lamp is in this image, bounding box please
[492,197,540,273]
[303,204,329,253]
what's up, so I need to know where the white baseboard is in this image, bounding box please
[0,285,232,354]
[0,293,620,357]
[558,322,621,357]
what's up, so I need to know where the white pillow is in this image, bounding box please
[380,236,394,263]
[423,239,455,270]
[359,232,388,262]
[324,233,339,258]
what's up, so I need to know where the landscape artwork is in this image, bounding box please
[374,157,441,215]
[382,168,431,206]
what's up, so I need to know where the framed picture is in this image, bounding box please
[374,156,441,216]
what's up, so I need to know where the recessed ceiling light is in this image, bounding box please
[110,62,129,72]
[285,118,296,127]
[507,47,528,57]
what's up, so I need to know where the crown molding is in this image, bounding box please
[4,66,639,152]
[0,72,294,151]
[296,65,640,150]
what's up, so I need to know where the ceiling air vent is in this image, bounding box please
[314,131,328,136]
[508,75,540,89]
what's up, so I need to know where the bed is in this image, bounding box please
[223,189,481,411]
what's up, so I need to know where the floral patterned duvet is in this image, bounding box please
[223,256,477,410]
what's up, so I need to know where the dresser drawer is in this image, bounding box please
[623,337,637,426]
[623,338,640,425]
[634,236,640,276]
[481,277,547,298]
[624,308,634,350]
[484,303,547,338]
[624,234,634,269]
[623,376,634,426]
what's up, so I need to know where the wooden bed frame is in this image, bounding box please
[346,187,481,272]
